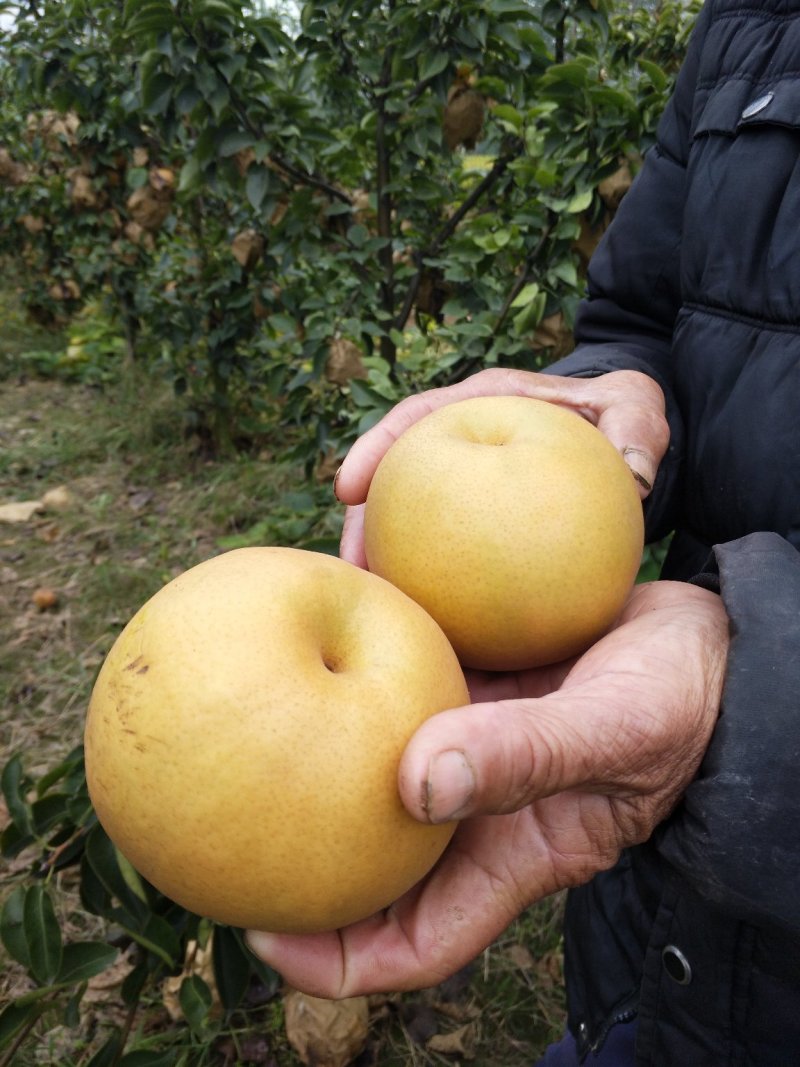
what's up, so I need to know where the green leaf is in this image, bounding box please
[194,0,239,20]
[512,290,547,334]
[141,71,174,115]
[120,1051,179,1067]
[491,103,522,131]
[127,2,175,36]
[85,825,147,919]
[418,51,448,82]
[35,748,84,798]
[566,188,593,213]
[119,913,181,968]
[56,941,118,984]
[30,792,71,836]
[121,960,149,1006]
[638,58,668,91]
[217,53,246,83]
[212,925,250,1009]
[178,157,202,194]
[217,129,253,157]
[23,885,63,985]
[1,886,32,970]
[64,983,86,1028]
[543,60,592,87]
[84,1033,123,1067]
[2,754,33,835]
[550,258,579,288]
[510,281,540,308]
[179,974,212,1034]
[0,1001,48,1053]
[346,223,369,248]
[246,165,271,211]
[115,848,150,905]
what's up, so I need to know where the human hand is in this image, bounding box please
[246,580,728,997]
[335,367,669,567]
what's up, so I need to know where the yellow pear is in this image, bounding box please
[364,396,644,670]
[84,547,468,933]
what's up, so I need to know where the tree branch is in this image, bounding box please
[376,0,397,368]
[393,141,523,331]
[491,213,555,338]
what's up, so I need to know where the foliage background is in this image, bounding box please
[0,0,697,1063]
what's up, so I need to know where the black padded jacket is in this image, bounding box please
[545,1,800,1062]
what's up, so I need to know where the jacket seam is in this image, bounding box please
[711,7,800,25]
[681,300,800,334]
[698,68,800,90]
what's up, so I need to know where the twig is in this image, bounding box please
[376,2,397,368]
[0,1009,48,1067]
[490,214,555,338]
[393,142,523,332]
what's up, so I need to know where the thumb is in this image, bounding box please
[398,695,598,824]
[592,378,670,499]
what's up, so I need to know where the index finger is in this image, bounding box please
[334,367,537,505]
[245,809,556,998]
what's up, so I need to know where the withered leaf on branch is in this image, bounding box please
[597,161,633,213]
[231,228,266,270]
[125,167,175,232]
[443,66,485,151]
[20,214,45,234]
[532,311,574,360]
[126,186,171,232]
[325,338,367,385]
[70,172,104,211]
[0,147,29,186]
[48,279,81,301]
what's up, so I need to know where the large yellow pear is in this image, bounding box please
[364,396,644,670]
[84,547,469,933]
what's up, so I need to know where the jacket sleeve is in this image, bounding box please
[656,532,800,938]
[543,2,713,541]
[541,4,800,937]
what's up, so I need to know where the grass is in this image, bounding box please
[0,288,566,1065]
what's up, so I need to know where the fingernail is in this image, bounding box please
[622,448,653,492]
[244,929,276,959]
[423,750,475,823]
[333,465,343,501]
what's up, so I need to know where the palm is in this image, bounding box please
[247,582,728,998]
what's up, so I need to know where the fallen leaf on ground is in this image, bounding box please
[283,988,369,1067]
[426,1022,478,1059]
[507,943,535,971]
[0,500,43,523]
[41,485,75,511]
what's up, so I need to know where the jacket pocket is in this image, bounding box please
[693,76,800,138]
[683,76,800,322]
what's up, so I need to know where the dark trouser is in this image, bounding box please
[534,1019,638,1066]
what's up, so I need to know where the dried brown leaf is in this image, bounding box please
[162,939,222,1022]
[283,989,369,1067]
[426,1022,478,1059]
[41,485,75,512]
[0,500,44,523]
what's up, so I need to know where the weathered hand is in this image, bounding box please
[335,367,669,566]
[246,581,728,998]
